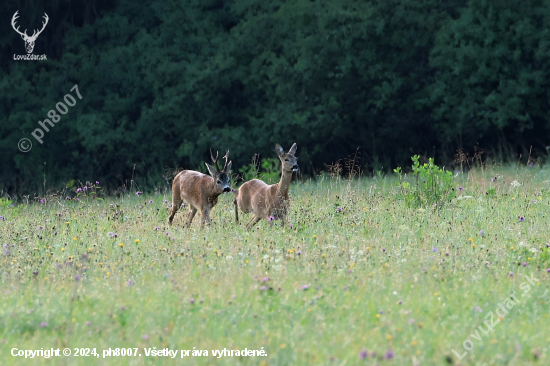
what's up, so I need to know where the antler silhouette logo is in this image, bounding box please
[11,11,49,54]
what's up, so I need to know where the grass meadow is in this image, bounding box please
[1,165,550,365]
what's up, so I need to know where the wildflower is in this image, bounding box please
[66,196,70,200]
[546,269,550,273]
[382,248,386,252]
[408,319,415,324]
[154,227,159,231]
[83,186,87,191]
[458,187,463,191]
[135,239,140,243]
[297,251,302,255]
[509,272,514,277]
[359,350,367,359]
[76,188,82,193]
[491,177,496,182]
[301,285,309,290]
[136,191,142,196]
[398,300,402,305]
[468,237,473,243]
[0,216,4,221]
[385,349,394,359]
[164,200,168,204]
[142,335,148,340]
[260,286,267,291]
[422,267,427,271]
[127,280,134,286]
[189,298,195,304]
[54,231,58,235]
[262,277,269,283]
[522,262,527,267]
[96,181,99,184]
[268,216,275,221]
[475,306,483,312]
[479,230,484,236]
[519,216,525,222]
[336,207,342,212]
[432,247,438,253]
[74,275,81,281]
[148,200,153,204]
[86,321,91,326]
[40,198,45,203]
[39,322,48,328]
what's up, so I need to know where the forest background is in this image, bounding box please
[1,0,549,195]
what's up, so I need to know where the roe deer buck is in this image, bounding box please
[168,150,232,228]
[234,143,298,230]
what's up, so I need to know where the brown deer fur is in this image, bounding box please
[168,151,232,228]
[234,143,298,230]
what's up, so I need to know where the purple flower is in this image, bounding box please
[385,349,394,360]
[86,321,91,326]
[336,207,342,212]
[262,277,269,283]
[260,286,267,291]
[127,280,134,286]
[348,269,353,274]
[382,248,386,252]
[475,306,483,312]
[546,268,550,273]
[359,350,367,359]
[121,306,126,311]
[398,300,402,305]
[432,247,438,253]
[479,230,484,236]
[297,251,301,255]
[75,275,81,281]
[408,319,416,324]
[76,188,82,193]
[39,322,48,328]
[136,191,142,196]
[54,231,58,235]
[138,206,142,209]
[38,226,43,230]
[522,262,527,267]
[459,187,463,191]
[301,285,309,290]
[268,216,275,221]
[142,334,148,340]
[519,216,525,222]
[509,271,514,277]
[0,216,4,221]
[529,162,534,167]
[164,200,169,204]
[231,294,236,298]
[40,198,45,203]
[96,181,99,185]
[149,200,153,204]
[66,196,71,200]
[33,271,38,276]
[422,267,426,271]
[491,177,497,182]
[83,186,87,191]
[189,298,195,304]
[154,227,159,231]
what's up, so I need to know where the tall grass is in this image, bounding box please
[1,165,550,365]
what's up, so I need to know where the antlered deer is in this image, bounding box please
[168,150,232,228]
[234,143,298,230]
[11,11,49,54]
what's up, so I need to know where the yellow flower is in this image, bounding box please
[434,292,438,296]
[468,237,473,243]
[119,243,124,247]
[72,318,76,323]
[135,239,140,243]
[245,260,249,264]
[73,237,78,241]
[510,247,514,250]
[472,244,476,248]
[490,339,498,344]
[106,272,110,277]
[386,335,392,340]
[528,257,532,261]
[280,344,286,349]
[313,235,317,238]
[376,314,381,318]
[366,247,371,250]
[65,221,70,225]
[412,341,417,346]
[61,248,65,251]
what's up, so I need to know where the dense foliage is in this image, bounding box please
[1,0,549,195]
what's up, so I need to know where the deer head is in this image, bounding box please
[12,11,49,54]
[205,150,232,194]
[275,143,299,173]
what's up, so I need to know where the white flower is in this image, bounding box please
[511,180,521,187]
[225,256,233,260]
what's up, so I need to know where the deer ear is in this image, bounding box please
[205,163,217,177]
[275,144,284,157]
[224,161,232,174]
[288,143,297,155]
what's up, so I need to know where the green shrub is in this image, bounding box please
[394,155,456,209]
[238,157,281,184]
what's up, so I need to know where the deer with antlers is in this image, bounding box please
[168,150,232,228]
[234,143,298,230]
[11,11,49,54]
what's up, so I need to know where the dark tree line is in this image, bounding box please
[1,0,549,196]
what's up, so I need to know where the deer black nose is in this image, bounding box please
[223,187,231,192]
[292,164,299,171]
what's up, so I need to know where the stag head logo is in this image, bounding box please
[11,11,49,54]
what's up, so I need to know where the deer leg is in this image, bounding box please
[185,207,198,228]
[234,199,239,224]
[168,197,183,225]
[200,207,212,228]
[245,215,261,230]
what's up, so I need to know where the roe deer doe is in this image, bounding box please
[233,143,298,230]
[168,150,232,228]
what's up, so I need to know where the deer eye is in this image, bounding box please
[217,180,221,184]
[284,159,289,162]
